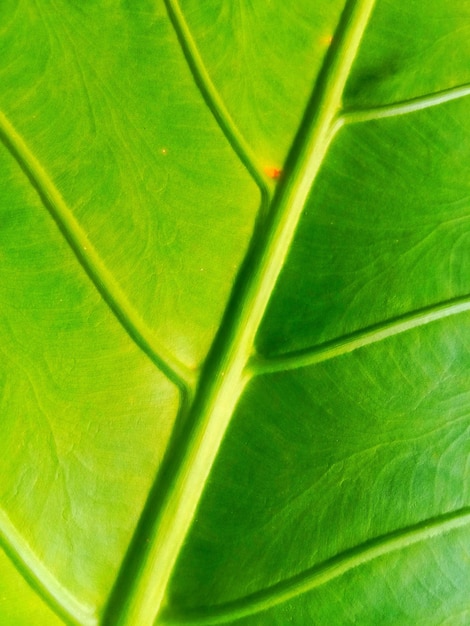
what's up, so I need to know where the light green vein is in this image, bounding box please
[106,1,376,624]
[0,110,194,395]
[337,82,470,127]
[250,295,470,376]
[163,0,271,208]
[162,507,470,625]
[0,510,96,626]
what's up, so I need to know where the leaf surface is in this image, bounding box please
[0,1,469,625]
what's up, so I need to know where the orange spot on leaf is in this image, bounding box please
[265,166,282,180]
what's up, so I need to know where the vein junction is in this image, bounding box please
[163,0,270,205]
[110,1,378,624]
[4,1,467,624]
[0,110,193,395]
[251,295,470,376]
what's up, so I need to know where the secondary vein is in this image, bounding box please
[0,110,194,395]
[161,507,470,625]
[0,510,96,626]
[163,0,271,207]
[250,295,470,376]
[337,81,470,127]
[108,1,377,624]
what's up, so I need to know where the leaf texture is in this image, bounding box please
[0,1,469,625]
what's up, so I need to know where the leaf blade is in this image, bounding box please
[104,0,376,623]
[1,1,469,624]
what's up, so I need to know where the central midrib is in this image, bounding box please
[111,1,377,624]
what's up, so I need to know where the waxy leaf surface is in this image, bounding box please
[0,1,469,625]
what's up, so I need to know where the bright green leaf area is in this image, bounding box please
[0,546,63,626]
[0,1,469,626]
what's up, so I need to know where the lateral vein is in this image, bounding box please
[0,510,96,626]
[162,507,470,625]
[338,82,470,127]
[163,0,271,207]
[250,295,470,376]
[108,1,377,624]
[0,110,194,395]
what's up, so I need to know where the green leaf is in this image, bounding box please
[1,1,469,625]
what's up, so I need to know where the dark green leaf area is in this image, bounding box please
[257,99,470,358]
[0,1,260,369]
[345,0,470,108]
[0,146,179,610]
[167,318,470,615]
[232,527,470,626]
[178,0,345,164]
